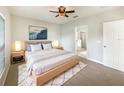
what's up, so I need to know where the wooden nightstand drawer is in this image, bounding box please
[11,51,25,64]
[55,46,64,50]
[12,53,24,57]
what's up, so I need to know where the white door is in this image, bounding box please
[103,20,124,72]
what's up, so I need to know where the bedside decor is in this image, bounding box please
[15,41,22,51]
[11,51,25,64]
[55,46,64,50]
[29,25,47,40]
[52,40,59,48]
[52,40,64,50]
[12,41,25,64]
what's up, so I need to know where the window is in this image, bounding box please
[0,15,5,77]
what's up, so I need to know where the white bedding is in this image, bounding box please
[25,49,76,75]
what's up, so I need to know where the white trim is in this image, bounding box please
[0,14,5,80]
[0,12,6,21]
[74,25,88,57]
[1,62,10,85]
[0,68,5,79]
[87,57,124,73]
[0,12,10,85]
[87,57,103,65]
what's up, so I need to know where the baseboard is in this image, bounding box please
[0,62,10,85]
[3,62,10,85]
[87,58,103,65]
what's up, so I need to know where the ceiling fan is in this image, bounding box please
[50,6,75,17]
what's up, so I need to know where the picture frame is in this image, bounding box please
[29,25,47,40]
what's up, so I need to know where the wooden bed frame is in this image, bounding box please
[25,41,80,86]
[32,56,80,85]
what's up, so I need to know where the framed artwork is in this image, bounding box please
[29,25,47,40]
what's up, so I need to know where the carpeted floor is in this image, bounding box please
[18,62,87,86]
[5,58,124,86]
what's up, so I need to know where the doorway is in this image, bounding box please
[75,25,88,58]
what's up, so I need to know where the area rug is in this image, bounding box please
[18,62,87,86]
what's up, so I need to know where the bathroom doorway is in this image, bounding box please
[75,25,88,58]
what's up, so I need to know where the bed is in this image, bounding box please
[25,41,80,86]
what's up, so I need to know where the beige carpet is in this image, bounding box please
[18,62,87,86]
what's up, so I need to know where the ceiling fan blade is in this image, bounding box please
[50,11,58,13]
[65,10,75,13]
[55,14,59,17]
[65,14,69,17]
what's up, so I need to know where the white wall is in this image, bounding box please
[61,7,124,64]
[1,7,124,85]
[11,15,61,50]
[0,8,61,85]
[0,7,11,85]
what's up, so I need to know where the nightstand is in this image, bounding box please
[11,51,25,64]
[55,46,64,50]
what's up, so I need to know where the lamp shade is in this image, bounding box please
[52,40,59,48]
[15,41,22,51]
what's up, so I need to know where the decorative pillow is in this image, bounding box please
[27,45,32,52]
[42,43,52,50]
[30,44,42,52]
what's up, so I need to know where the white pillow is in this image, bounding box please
[42,43,52,50]
[30,44,42,52]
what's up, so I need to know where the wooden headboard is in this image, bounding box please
[24,41,52,51]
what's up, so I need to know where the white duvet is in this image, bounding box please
[25,49,75,75]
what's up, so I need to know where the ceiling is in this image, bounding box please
[9,6,120,24]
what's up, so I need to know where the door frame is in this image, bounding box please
[74,25,88,58]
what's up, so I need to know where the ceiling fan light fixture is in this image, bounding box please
[73,15,79,18]
[50,6,75,18]
[59,13,65,16]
